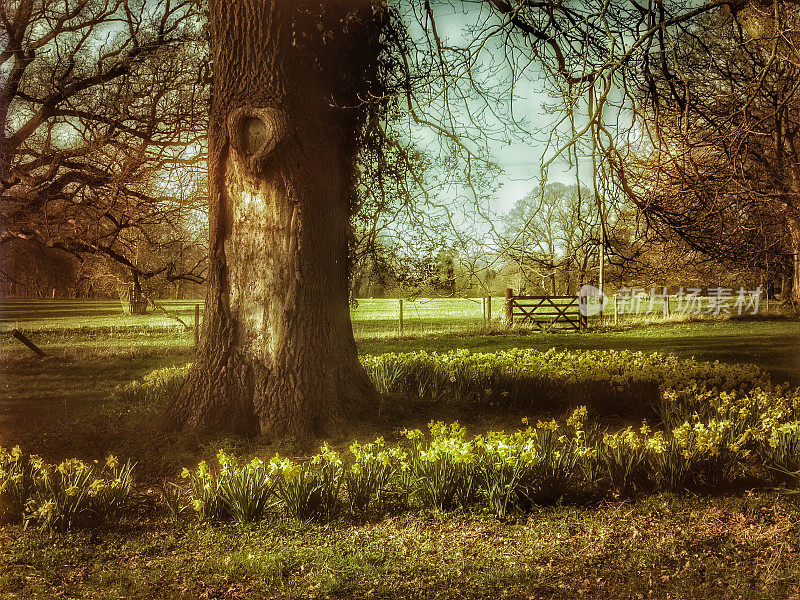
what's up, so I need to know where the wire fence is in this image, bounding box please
[0,292,771,346]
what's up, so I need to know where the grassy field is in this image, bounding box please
[0,297,517,336]
[1,298,797,457]
[1,299,798,453]
[0,294,768,332]
[1,299,799,599]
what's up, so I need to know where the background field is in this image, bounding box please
[1,298,798,456]
[0,297,517,334]
[0,295,769,333]
[2,297,797,376]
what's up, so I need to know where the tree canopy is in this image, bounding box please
[7,1,799,302]
[1,0,208,297]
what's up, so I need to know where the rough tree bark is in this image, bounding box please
[788,211,800,305]
[168,0,383,438]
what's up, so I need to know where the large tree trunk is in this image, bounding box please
[167,0,382,439]
[788,211,800,306]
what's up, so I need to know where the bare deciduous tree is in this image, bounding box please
[616,5,800,302]
[1,0,208,304]
[501,183,601,295]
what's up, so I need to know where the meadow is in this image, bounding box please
[2,298,798,432]
[1,298,799,599]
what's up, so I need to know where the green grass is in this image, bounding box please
[0,298,203,330]
[352,297,491,338]
[1,492,799,599]
[0,295,770,334]
[0,297,501,333]
[1,299,798,464]
[0,296,586,335]
[2,299,800,599]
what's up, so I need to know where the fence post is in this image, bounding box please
[505,288,513,326]
[11,329,47,358]
[194,304,200,348]
[398,298,404,335]
[578,295,586,330]
[598,293,604,325]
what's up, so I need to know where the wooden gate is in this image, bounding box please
[504,289,587,331]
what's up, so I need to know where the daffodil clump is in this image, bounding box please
[177,376,800,523]
[601,424,651,496]
[310,442,346,518]
[93,349,800,525]
[760,419,800,484]
[181,450,277,523]
[361,349,799,488]
[0,445,29,521]
[173,392,794,523]
[181,459,223,522]
[0,448,133,532]
[359,349,771,414]
[270,451,334,520]
[471,410,594,517]
[402,421,479,511]
[123,349,796,504]
[217,451,277,523]
[6,342,798,531]
[177,385,798,523]
[344,438,406,515]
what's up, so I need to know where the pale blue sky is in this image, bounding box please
[398,0,598,215]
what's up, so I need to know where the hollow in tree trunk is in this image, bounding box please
[168,0,384,439]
